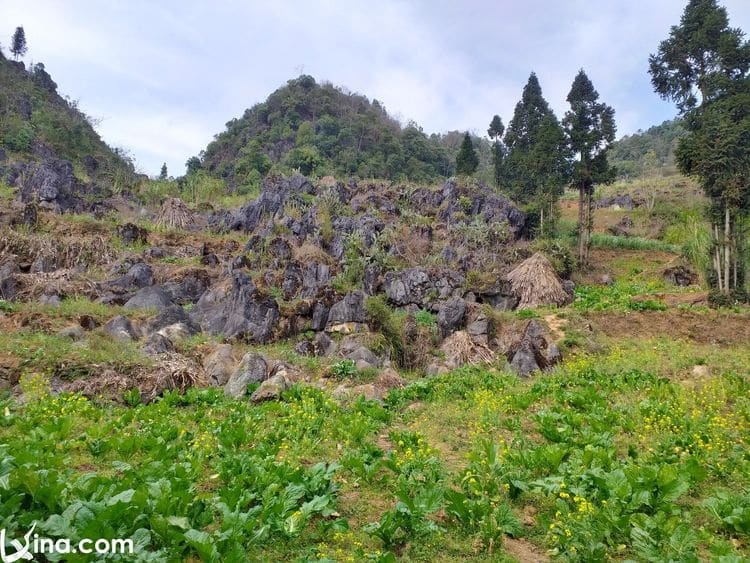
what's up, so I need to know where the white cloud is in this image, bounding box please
[2,0,749,174]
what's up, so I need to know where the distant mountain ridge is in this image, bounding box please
[609,119,686,178]
[199,75,497,190]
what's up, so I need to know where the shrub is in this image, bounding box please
[365,296,404,366]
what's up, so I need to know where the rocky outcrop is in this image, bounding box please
[504,320,562,377]
[663,266,698,287]
[192,272,279,342]
[383,267,465,308]
[124,286,173,310]
[250,363,298,402]
[326,290,368,333]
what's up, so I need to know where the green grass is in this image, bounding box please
[589,234,681,253]
[573,281,668,312]
[1,347,748,561]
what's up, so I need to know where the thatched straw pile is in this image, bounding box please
[506,252,569,309]
[156,197,194,229]
[439,331,495,365]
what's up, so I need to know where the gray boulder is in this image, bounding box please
[203,344,236,387]
[225,352,268,398]
[57,325,85,340]
[30,254,56,274]
[250,364,296,403]
[383,268,464,307]
[146,304,200,335]
[506,320,562,377]
[104,315,140,341]
[192,272,280,342]
[142,333,175,355]
[326,290,368,331]
[437,298,467,338]
[0,261,19,302]
[115,223,149,245]
[124,286,173,310]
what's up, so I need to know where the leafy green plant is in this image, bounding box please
[331,359,357,379]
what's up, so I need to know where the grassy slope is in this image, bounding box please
[0,180,749,561]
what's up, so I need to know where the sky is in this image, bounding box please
[2,0,750,176]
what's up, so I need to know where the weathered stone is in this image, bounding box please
[250,365,296,403]
[146,304,200,335]
[0,261,18,302]
[203,344,235,386]
[57,325,85,340]
[142,333,175,355]
[326,290,368,330]
[39,293,62,307]
[124,286,173,310]
[30,254,56,273]
[663,266,698,287]
[383,267,465,307]
[225,352,268,398]
[104,315,140,341]
[437,298,466,338]
[192,272,280,342]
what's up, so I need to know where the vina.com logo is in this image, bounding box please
[0,523,134,562]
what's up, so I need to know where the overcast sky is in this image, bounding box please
[2,0,750,176]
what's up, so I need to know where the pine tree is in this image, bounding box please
[11,27,27,61]
[504,73,571,235]
[650,0,750,297]
[563,70,616,266]
[487,115,505,187]
[455,132,479,176]
[159,163,168,180]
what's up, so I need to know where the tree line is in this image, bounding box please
[455,70,616,266]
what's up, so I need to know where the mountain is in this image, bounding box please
[0,51,138,211]
[200,75,463,190]
[608,118,686,178]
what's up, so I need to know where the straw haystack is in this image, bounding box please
[156,197,194,229]
[439,330,495,366]
[506,252,569,309]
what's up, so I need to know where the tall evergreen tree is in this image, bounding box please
[487,115,505,187]
[11,26,27,61]
[504,73,571,235]
[650,0,750,297]
[455,132,479,176]
[159,163,168,180]
[562,70,616,266]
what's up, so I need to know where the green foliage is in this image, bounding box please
[202,75,452,185]
[0,56,137,191]
[704,491,750,536]
[504,73,571,224]
[364,296,404,366]
[414,310,436,328]
[609,119,686,178]
[574,282,668,311]
[331,359,357,379]
[590,234,680,253]
[650,0,750,294]
[455,132,479,176]
[11,26,27,60]
[2,122,34,151]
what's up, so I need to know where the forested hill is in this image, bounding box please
[608,118,686,178]
[200,75,493,190]
[0,51,136,189]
